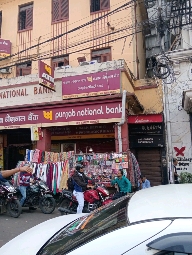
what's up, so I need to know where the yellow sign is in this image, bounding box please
[43,111,52,121]
[31,127,40,141]
[45,65,52,76]
[51,133,115,140]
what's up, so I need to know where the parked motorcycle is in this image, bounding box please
[0,180,22,218]
[58,184,112,215]
[16,180,56,214]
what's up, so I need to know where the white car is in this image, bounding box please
[1,184,192,255]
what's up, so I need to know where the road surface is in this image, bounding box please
[0,207,60,248]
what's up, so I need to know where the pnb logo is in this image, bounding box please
[45,65,51,76]
[42,65,54,83]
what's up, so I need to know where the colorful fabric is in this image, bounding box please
[19,172,32,186]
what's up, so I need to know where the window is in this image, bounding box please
[0,12,2,37]
[77,56,86,64]
[52,55,69,69]
[52,0,69,22]
[16,62,32,77]
[91,48,111,63]
[37,196,131,255]
[147,233,192,255]
[90,0,110,13]
[18,4,33,31]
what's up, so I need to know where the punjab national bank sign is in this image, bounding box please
[62,70,121,99]
[0,101,122,129]
[0,39,11,58]
[38,60,55,91]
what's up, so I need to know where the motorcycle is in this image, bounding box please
[0,180,22,218]
[58,184,112,215]
[16,179,56,214]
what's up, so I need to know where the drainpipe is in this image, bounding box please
[117,90,127,153]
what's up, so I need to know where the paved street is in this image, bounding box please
[0,207,60,248]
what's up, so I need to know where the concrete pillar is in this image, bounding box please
[115,121,129,153]
[36,128,51,151]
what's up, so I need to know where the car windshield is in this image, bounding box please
[37,195,132,255]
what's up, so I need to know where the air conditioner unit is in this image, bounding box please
[0,67,11,74]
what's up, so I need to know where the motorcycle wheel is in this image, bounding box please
[59,199,71,215]
[7,199,22,218]
[39,197,56,214]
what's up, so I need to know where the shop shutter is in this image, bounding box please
[100,0,110,10]
[52,0,60,22]
[61,0,69,20]
[136,148,162,187]
[26,7,33,29]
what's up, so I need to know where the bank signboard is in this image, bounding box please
[38,60,55,91]
[0,39,11,58]
[62,70,121,99]
[0,101,122,129]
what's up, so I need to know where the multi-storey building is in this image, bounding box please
[0,0,165,186]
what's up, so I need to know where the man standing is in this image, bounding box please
[173,158,179,184]
[111,170,131,200]
[73,165,90,214]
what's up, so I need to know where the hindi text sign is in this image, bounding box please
[62,70,121,99]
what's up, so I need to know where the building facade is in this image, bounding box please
[164,49,192,180]
[0,0,167,185]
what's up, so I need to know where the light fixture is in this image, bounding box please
[86,146,93,154]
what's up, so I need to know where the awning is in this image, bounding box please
[182,90,192,112]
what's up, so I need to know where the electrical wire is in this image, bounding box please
[0,0,136,62]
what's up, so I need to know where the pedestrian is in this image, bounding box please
[138,175,151,190]
[19,168,32,207]
[111,170,131,200]
[72,165,92,214]
[173,158,179,184]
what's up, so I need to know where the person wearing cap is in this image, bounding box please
[72,165,91,214]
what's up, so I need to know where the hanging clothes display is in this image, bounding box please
[127,151,142,187]
[15,149,140,192]
[15,149,76,194]
[69,153,130,187]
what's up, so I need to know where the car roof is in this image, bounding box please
[128,184,192,223]
[67,220,172,255]
[68,218,192,255]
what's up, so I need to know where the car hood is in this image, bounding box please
[129,184,192,223]
[0,213,87,255]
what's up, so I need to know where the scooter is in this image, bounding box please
[0,180,22,218]
[58,183,112,215]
